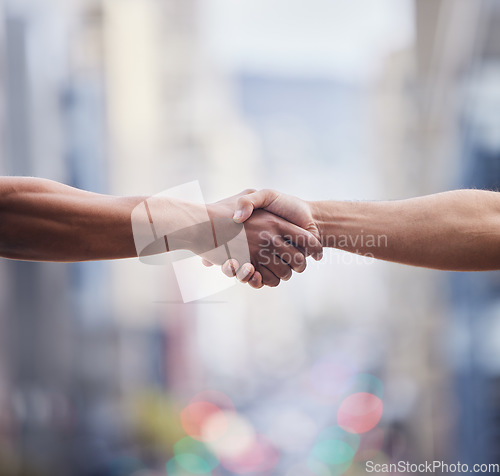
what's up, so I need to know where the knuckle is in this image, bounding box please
[242,188,256,195]
[295,253,305,264]
[238,196,251,207]
[271,214,281,224]
[267,216,281,230]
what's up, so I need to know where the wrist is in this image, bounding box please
[143,197,211,253]
[165,199,213,253]
[308,200,336,247]
[308,200,393,253]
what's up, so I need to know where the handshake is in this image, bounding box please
[4,177,495,275]
[202,189,324,289]
[132,188,325,290]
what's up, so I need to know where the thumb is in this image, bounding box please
[233,189,279,223]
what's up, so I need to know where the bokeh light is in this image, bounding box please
[173,454,211,475]
[219,434,280,474]
[180,402,226,442]
[190,390,235,412]
[166,457,211,476]
[311,438,355,465]
[309,425,361,476]
[316,426,361,452]
[337,392,383,434]
[204,411,255,459]
[173,437,218,472]
[307,426,360,476]
[308,455,351,476]
[176,391,283,475]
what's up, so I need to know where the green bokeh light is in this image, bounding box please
[316,426,360,452]
[167,436,218,475]
[175,454,211,474]
[308,425,359,476]
[174,437,218,469]
[312,439,355,465]
[166,456,211,476]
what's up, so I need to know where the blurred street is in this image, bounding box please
[1,1,500,475]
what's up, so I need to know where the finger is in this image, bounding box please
[259,252,292,281]
[258,265,280,287]
[271,237,307,273]
[236,262,255,283]
[233,189,278,223]
[280,222,323,262]
[222,259,240,277]
[237,188,257,197]
[201,259,214,267]
[248,271,263,289]
[222,188,257,209]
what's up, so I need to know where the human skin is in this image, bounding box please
[0,178,322,287]
[226,188,500,285]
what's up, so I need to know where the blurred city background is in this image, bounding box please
[0,0,500,475]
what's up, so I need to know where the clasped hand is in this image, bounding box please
[202,189,323,289]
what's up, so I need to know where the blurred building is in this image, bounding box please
[1,0,500,475]
[0,0,261,474]
[373,0,500,469]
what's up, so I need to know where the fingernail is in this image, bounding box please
[251,277,261,288]
[233,210,243,223]
[239,265,251,280]
[315,253,323,261]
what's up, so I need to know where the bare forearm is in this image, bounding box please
[0,177,147,261]
[309,190,500,271]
